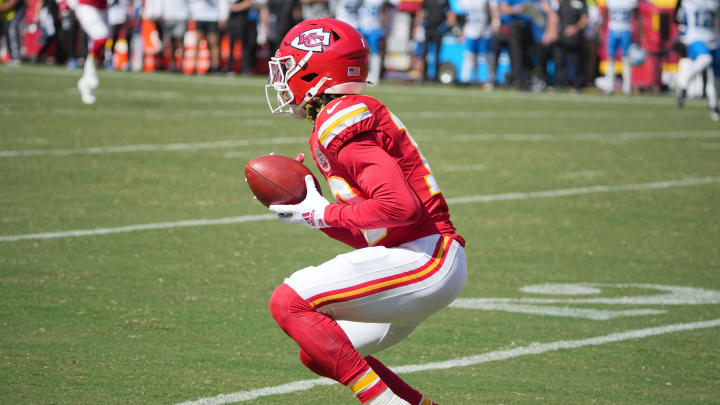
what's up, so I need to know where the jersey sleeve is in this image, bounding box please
[322,134,424,230]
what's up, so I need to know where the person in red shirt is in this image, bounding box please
[264,18,467,405]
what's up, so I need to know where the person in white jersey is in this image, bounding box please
[358,0,389,84]
[675,0,720,121]
[457,0,500,85]
[603,0,642,95]
[335,0,362,28]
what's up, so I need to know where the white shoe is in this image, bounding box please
[77,77,96,105]
[367,389,411,405]
[711,107,720,122]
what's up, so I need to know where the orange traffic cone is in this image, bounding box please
[196,39,210,75]
[183,20,197,75]
[114,38,129,71]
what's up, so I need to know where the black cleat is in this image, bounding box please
[676,88,687,108]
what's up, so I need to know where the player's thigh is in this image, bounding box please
[285,234,467,325]
[337,320,417,357]
[75,5,110,40]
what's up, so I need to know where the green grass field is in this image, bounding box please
[1,65,719,404]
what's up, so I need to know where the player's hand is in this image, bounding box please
[269,175,330,229]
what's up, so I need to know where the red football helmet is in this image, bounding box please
[265,18,370,118]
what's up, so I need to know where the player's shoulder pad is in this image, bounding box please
[315,95,385,155]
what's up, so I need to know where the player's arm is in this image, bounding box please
[323,134,424,230]
[538,0,558,43]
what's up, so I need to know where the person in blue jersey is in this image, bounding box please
[603,0,643,95]
[675,0,720,121]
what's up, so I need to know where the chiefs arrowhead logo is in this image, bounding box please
[291,28,331,52]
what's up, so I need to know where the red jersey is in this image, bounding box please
[309,95,464,249]
[78,0,108,9]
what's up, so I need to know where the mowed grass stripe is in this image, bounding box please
[176,318,720,405]
[2,177,717,242]
[2,130,718,158]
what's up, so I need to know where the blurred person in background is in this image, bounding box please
[528,0,558,91]
[300,0,331,20]
[226,0,260,75]
[675,0,720,121]
[106,0,131,70]
[33,0,63,64]
[583,0,600,90]
[160,0,190,72]
[335,0,361,27]
[602,0,642,95]
[58,0,88,69]
[190,0,228,73]
[1,0,28,66]
[498,0,534,90]
[266,0,298,55]
[71,0,110,104]
[415,0,456,83]
[358,0,389,83]
[554,0,587,91]
[457,0,500,87]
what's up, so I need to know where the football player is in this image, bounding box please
[358,0,389,84]
[456,0,501,86]
[264,18,467,405]
[69,0,110,104]
[603,0,643,95]
[675,0,720,121]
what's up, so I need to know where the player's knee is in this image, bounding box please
[92,38,108,59]
[268,283,310,329]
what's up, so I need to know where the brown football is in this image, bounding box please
[244,154,322,207]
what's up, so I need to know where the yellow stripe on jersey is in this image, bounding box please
[318,104,371,147]
[348,369,381,395]
[309,236,451,308]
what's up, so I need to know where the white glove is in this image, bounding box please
[269,175,330,229]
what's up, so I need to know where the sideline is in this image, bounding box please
[175,318,720,405]
[1,177,718,242]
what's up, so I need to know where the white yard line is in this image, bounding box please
[444,177,720,205]
[1,177,718,242]
[2,130,717,158]
[175,318,720,405]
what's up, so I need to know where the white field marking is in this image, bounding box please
[2,88,265,104]
[4,65,259,86]
[446,302,666,320]
[2,130,716,159]
[435,130,720,143]
[175,318,720,405]
[0,137,307,158]
[0,105,271,120]
[453,283,720,307]
[0,215,276,242]
[444,176,720,205]
[440,164,486,172]
[1,177,718,243]
[397,110,669,120]
[451,283,720,320]
[521,283,602,295]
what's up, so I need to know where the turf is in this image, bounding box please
[1,65,719,404]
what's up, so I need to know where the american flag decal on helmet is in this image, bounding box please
[348,67,361,77]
